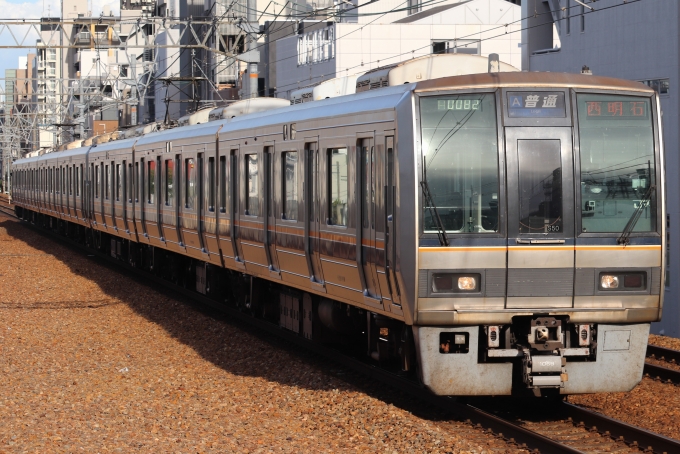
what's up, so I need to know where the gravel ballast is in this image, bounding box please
[0,216,516,453]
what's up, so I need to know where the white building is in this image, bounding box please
[270,0,521,99]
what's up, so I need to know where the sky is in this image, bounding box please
[0,0,120,93]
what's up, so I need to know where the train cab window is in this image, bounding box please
[148,160,156,204]
[420,93,499,233]
[185,158,195,209]
[245,154,259,216]
[282,152,298,220]
[208,157,215,212]
[327,148,348,226]
[577,94,656,233]
[165,159,174,207]
[219,156,227,213]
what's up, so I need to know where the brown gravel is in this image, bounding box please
[0,215,516,453]
[568,332,680,441]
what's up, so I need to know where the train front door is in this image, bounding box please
[505,127,575,308]
[305,142,325,287]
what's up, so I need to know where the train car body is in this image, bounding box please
[12,71,665,397]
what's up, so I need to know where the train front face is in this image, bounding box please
[411,74,664,396]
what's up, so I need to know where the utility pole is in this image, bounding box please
[247,0,258,98]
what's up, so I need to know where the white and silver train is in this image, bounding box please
[11,70,665,397]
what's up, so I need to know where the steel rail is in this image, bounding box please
[647,344,680,364]
[644,362,680,385]
[561,401,680,454]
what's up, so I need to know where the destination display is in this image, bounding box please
[584,100,649,119]
[507,92,566,118]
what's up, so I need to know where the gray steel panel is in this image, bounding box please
[574,268,595,296]
[485,268,506,297]
[651,267,662,295]
[418,270,429,298]
[507,268,574,297]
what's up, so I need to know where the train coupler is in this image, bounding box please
[522,349,567,395]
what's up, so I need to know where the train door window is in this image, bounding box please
[230,151,238,217]
[361,144,373,229]
[282,152,298,220]
[327,148,348,226]
[116,164,121,201]
[122,161,127,202]
[78,165,82,197]
[219,155,227,213]
[245,154,259,216]
[94,165,99,198]
[148,160,155,204]
[63,168,66,194]
[68,167,73,195]
[135,162,140,202]
[127,163,133,203]
[165,158,174,207]
[105,165,110,200]
[208,156,215,212]
[185,158,195,209]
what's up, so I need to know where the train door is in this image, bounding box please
[201,148,220,265]
[505,127,575,308]
[230,149,244,263]
[358,137,382,303]
[264,144,281,277]
[196,151,207,254]
[383,136,402,308]
[305,142,325,286]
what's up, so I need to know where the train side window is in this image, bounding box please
[68,166,73,196]
[185,158,195,209]
[282,151,298,220]
[63,167,66,194]
[219,155,227,213]
[148,160,155,204]
[208,156,215,212]
[327,148,348,226]
[245,154,259,216]
[165,158,174,207]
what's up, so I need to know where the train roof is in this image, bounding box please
[414,71,655,94]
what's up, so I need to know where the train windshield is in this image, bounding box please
[420,93,499,233]
[577,94,657,233]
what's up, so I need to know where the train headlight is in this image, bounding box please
[431,273,480,293]
[458,276,477,291]
[600,275,619,289]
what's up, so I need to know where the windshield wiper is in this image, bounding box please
[617,184,656,246]
[420,180,450,247]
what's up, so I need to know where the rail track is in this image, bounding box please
[3,201,680,453]
[645,344,680,385]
